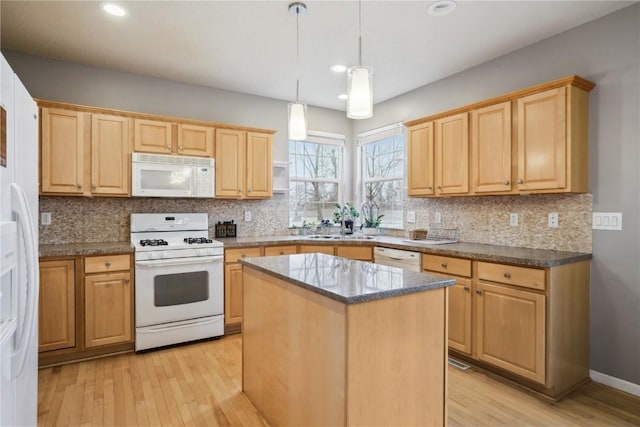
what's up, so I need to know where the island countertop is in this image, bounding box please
[238,252,455,304]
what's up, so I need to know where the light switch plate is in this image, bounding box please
[593,212,622,230]
[407,211,416,223]
[434,212,442,224]
[244,211,252,222]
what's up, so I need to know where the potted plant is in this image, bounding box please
[333,203,360,234]
[360,200,384,236]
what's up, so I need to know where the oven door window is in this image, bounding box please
[154,271,209,306]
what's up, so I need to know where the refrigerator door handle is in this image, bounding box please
[10,183,39,379]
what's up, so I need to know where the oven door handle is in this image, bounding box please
[135,255,223,267]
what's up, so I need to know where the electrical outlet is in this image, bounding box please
[509,213,518,227]
[548,212,559,228]
[434,212,442,224]
[41,212,51,226]
[244,211,252,222]
[407,211,416,223]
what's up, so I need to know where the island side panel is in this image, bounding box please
[346,288,448,427]
[242,267,347,426]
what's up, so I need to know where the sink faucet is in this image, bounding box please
[340,205,349,237]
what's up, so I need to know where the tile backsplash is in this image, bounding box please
[40,193,592,254]
[39,194,289,244]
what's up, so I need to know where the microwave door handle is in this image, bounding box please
[135,255,223,267]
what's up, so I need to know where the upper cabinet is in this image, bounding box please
[471,102,512,194]
[37,100,275,198]
[216,129,273,199]
[406,76,594,198]
[133,119,215,158]
[41,108,131,196]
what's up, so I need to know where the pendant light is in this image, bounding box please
[288,2,307,140]
[347,0,373,119]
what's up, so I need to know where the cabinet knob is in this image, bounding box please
[279,252,285,255]
[503,272,511,279]
[241,254,246,258]
[238,189,242,194]
[105,262,111,267]
[463,286,470,292]
[517,178,524,184]
[437,185,442,190]
[441,262,447,268]
[427,186,433,190]
[91,184,97,190]
[124,279,130,284]
[476,290,483,295]
[167,144,172,150]
[503,180,510,185]
[178,145,183,151]
[76,184,82,190]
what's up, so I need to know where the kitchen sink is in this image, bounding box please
[305,234,376,240]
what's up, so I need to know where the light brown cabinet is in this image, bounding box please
[224,247,262,330]
[38,260,76,352]
[84,254,133,348]
[435,112,469,195]
[335,245,373,261]
[471,102,512,193]
[40,108,87,195]
[298,245,335,255]
[406,76,594,197]
[264,245,298,256]
[216,129,273,198]
[133,119,215,158]
[40,108,131,196]
[407,122,435,196]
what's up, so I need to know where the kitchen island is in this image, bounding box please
[239,253,455,427]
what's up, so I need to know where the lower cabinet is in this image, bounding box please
[298,244,335,255]
[39,260,76,352]
[423,253,590,399]
[335,245,373,261]
[38,253,134,367]
[224,247,262,332]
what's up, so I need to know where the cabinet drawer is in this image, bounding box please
[264,245,297,256]
[477,262,545,291]
[85,254,130,274]
[225,247,262,263]
[335,245,373,261]
[422,254,471,277]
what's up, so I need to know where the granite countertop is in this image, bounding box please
[39,241,133,258]
[239,253,455,304]
[217,235,592,267]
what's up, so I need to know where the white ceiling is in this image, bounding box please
[1,1,634,111]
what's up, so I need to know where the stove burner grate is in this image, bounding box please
[184,237,213,244]
[140,239,169,247]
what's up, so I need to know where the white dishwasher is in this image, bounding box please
[374,247,421,272]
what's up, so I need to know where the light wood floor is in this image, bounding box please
[38,334,640,427]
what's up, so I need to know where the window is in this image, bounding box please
[359,124,405,229]
[289,132,344,226]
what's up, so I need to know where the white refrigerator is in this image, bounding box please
[0,54,39,426]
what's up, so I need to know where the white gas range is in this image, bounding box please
[131,213,224,351]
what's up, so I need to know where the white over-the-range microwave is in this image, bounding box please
[131,153,215,198]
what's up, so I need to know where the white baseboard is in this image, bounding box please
[590,370,640,397]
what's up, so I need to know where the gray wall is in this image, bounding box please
[354,4,640,385]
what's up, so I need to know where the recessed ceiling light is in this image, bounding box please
[427,0,456,17]
[101,2,127,17]
[331,64,347,73]
[338,94,348,100]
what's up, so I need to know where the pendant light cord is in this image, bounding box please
[296,5,301,102]
[358,0,362,66]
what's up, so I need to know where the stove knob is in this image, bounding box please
[149,252,159,260]
[159,251,168,259]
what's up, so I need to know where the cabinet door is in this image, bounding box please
[471,102,512,193]
[41,108,86,194]
[246,132,273,198]
[335,245,373,261]
[215,129,245,198]
[407,122,435,196]
[84,272,132,348]
[475,282,545,384]
[447,279,472,355]
[517,87,566,191]
[225,263,243,325]
[39,260,76,352]
[91,114,131,196]
[133,119,173,154]
[435,113,469,195]
[177,124,214,157]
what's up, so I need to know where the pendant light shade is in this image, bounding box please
[347,0,373,120]
[288,2,307,140]
[288,102,307,140]
[347,66,373,119]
